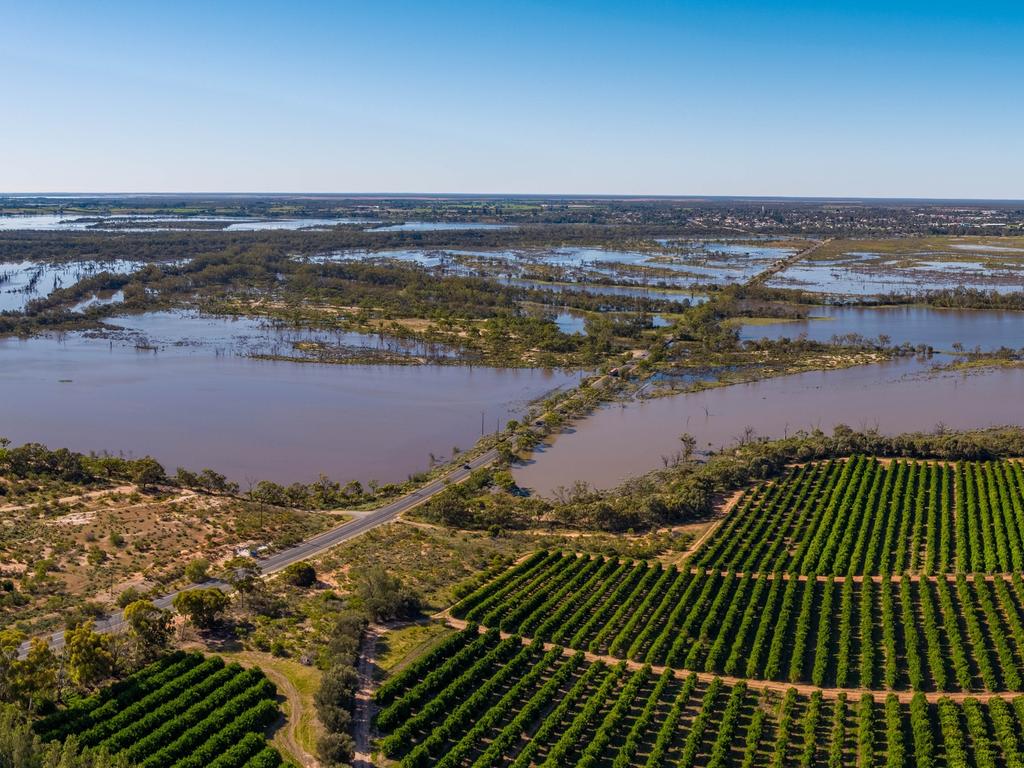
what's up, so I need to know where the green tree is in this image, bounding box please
[64,622,114,689]
[123,600,171,662]
[220,556,261,592]
[282,561,316,588]
[0,629,25,703]
[184,557,210,584]
[16,639,57,711]
[172,588,230,630]
[132,456,165,490]
[115,587,143,608]
[317,731,355,767]
[355,567,420,622]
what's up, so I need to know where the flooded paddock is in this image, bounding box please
[0,313,574,485]
[739,305,1024,352]
[514,357,1024,495]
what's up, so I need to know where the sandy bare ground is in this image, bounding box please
[0,484,138,513]
[444,616,1012,704]
[352,624,385,768]
[43,489,199,526]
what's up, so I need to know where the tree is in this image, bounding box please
[679,432,697,461]
[423,485,472,527]
[283,561,316,588]
[315,662,359,737]
[198,468,238,494]
[16,639,57,711]
[220,556,261,593]
[132,457,165,490]
[0,629,24,703]
[123,600,171,661]
[64,622,114,689]
[115,587,143,608]
[172,588,230,630]
[249,480,288,507]
[0,702,131,766]
[317,731,355,767]
[355,567,420,622]
[1,631,57,710]
[184,558,210,584]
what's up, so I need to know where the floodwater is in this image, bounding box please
[99,311,461,360]
[739,306,1024,352]
[505,278,707,303]
[553,312,587,335]
[71,290,125,313]
[0,314,574,485]
[513,357,1024,496]
[223,218,371,231]
[303,251,708,304]
[769,254,1024,295]
[0,214,371,232]
[520,246,778,284]
[551,311,670,335]
[315,243,767,287]
[369,222,509,232]
[0,260,144,312]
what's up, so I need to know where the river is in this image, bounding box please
[0,313,574,486]
[514,357,1024,496]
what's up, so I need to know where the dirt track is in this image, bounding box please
[231,652,319,768]
[352,625,384,768]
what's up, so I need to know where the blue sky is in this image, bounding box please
[1,1,1022,197]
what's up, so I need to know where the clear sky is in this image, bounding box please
[2,1,1022,198]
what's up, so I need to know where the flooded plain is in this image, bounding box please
[514,358,1024,496]
[368,222,509,232]
[0,260,145,312]
[504,278,707,302]
[740,305,1024,352]
[99,311,462,361]
[0,213,372,232]
[769,252,1024,295]
[312,243,780,288]
[0,313,574,485]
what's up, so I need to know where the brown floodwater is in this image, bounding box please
[739,305,1024,352]
[0,317,575,486]
[514,358,1024,496]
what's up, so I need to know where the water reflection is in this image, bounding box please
[739,306,1024,352]
[0,314,574,485]
[514,357,1024,495]
[0,260,144,312]
[769,255,1024,295]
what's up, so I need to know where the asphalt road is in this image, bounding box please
[744,237,834,287]
[23,447,498,655]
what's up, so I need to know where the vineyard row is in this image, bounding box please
[453,551,1024,692]
[34,651,286,768]
[376,627,1024,768]
[695,457,1024,576]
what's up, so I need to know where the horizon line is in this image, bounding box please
[3,192,1024,205]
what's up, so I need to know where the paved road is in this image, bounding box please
[744,237,833,287]
[23,447,498,655]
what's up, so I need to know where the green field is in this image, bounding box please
[374,626,1024,768]
[695,457,1024,576]
[35,651,288,768]
[375,457,1024,765]
[451,552,1024,693]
